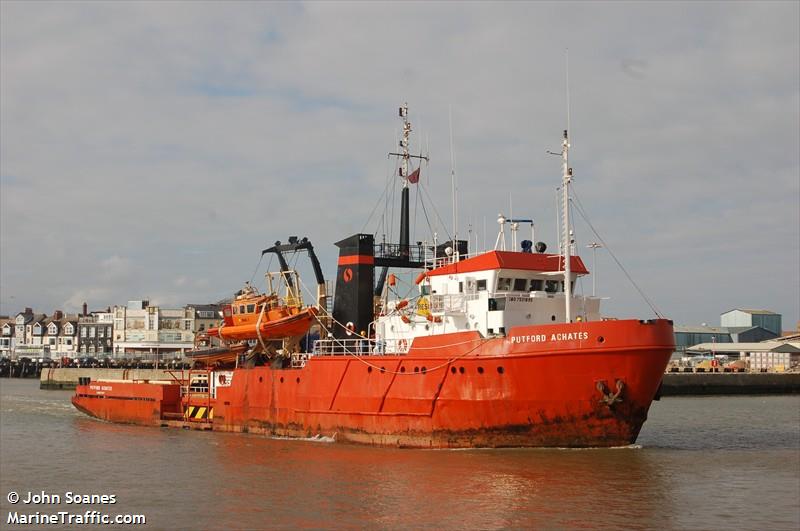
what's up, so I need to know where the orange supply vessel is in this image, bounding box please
[72,105,674,448]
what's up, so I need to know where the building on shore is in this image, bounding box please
[13,309,51,358]
[674,325,732,356]
[0,316,14,357]
[112,300,195,358]
[77,309,114,357]
[188,304,222,334]
[687,333,800,372]
[720,309,782,337]
[42,311,80,358]
[675,308,783,358]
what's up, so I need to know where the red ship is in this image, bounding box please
[72,105,674,448]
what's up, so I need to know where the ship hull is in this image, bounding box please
[72,319,674,448]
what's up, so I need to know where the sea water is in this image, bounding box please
[1,379,798,530]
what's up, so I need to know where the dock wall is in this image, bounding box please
[660,372,800,396]
[40,368,181,389]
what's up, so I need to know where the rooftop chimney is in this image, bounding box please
[82,302,88,316]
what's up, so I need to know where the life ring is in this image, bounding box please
[345,322,355,336]
[399,339,408,351]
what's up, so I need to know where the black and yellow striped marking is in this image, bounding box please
[185,406,214,420]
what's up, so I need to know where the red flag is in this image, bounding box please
[407,167,420,184]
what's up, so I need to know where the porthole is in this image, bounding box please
[477,366,484,374]
[414,367,419,373]
[400,366,406,373]
[296,377,300,383]
[450,366,457,374]
[280,376,284,383]
[421,366,427,373]
[367,366,373,373]
[598,336,605,343]
[551,315,556,321]
[459,367,465,374]
[380,366,386,373]
[497,366,504,374]
[259,377,263,383]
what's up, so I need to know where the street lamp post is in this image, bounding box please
[586,242,602,296]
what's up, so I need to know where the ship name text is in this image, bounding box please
[510,331,590,344]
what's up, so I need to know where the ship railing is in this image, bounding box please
[428,293,480,314]
[374,242,429,263]
[311,338,409,357]
[181,370,213,399]
[290,352,310,369]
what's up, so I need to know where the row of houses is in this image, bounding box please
[0,300,221,359]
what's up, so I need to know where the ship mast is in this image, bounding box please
[388,103,428,258]
[375,103,428,300]
[398,104,411,257]
[561,129,573,323]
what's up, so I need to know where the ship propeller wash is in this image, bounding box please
[72,104,674,448]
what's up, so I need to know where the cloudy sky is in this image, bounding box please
[1,1,798,329]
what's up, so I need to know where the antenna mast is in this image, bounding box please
[387,103,428,258]
[449,105,458,259]
[562,51,573,324]
[561,130,572,323]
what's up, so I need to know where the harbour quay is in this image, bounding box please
[660,372,800,396]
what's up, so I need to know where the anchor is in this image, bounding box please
[596,379,625,406]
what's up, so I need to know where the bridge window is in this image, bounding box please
[246,304,255,313]
[531,279,544,291]
[545,280,560,293]
[488,298,506,311]
[497,277,512,291]
[513,278,528,291]
[239,305,246,314]
[477,279,487,291]
[232,306,238,315]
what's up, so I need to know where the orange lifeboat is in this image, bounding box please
[206,284,318,343]
[186,343,248,366]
